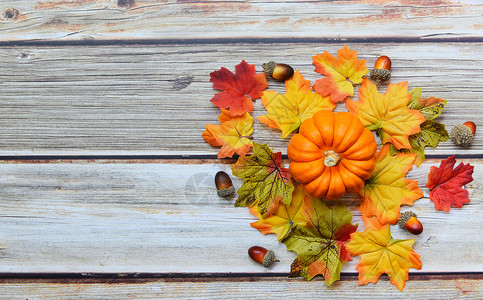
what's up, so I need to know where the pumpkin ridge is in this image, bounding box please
[326,167,345,200]
[299,118,325,149]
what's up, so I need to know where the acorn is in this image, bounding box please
[248,246,279,267]
[214,171,235,198]
[370,55,392,83]
[451,122,476,147]
[398,211,423,235]
[262,61,294,81]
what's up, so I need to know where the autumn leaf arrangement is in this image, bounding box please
[202,46,474,291]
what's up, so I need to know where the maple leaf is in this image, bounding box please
[202,109,253,158]
[426,155,474,212]
[391,88,450,166]
[231,143,294,217]
[282,199,358,286]
[210,60,268,116]
[249,186,307,241]
[312,45,368,103]
[346,224,422,291]
[359,144,423,225]
[346,79,426,150]
[258,71,335,138]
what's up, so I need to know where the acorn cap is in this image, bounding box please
[398,211,417,229]
[451,124,474,147]
[262,249,276,267]
[216,186,235,198]
[370,68,391,83]
[262,61,276,77]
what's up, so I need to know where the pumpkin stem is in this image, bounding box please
[324,150,342,167]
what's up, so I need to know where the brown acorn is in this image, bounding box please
[398,211,423,235]
[248,246,278,267]
[214,171,235,198]
[451,122,475,147]
[262,61,294,81]
[370,55,392,83]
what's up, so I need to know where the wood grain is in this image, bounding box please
[0,159,481,273]
[0,42,482,155]
[0,276,481,299]
[0,0,482,41]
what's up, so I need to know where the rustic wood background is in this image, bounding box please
[0,0,482,298]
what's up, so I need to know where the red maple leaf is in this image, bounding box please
[426,156,474,212]
[210,60,268,116]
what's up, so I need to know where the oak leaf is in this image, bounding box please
[249,186,307,241]
[426,155,474,212]
[394,121,450,167]
[258,71,335,138]
[359,144,423,225]
[210,60,268,116]
[202,109,254,158]
[282,199,357,286]
[408,88,447,121]
[231,143,294,217]
[346,79,426,150]
[312,45,368,103]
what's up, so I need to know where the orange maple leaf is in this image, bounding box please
[249,185,307,241]
[346,224,422,291]
[258,71,335,138]
[359,144,423,225]
[312,45,368,103]
[346,79,425,150]
[202,109,253,158]
[250,186,308,241]
[210,60,268,116]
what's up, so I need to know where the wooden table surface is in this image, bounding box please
[0,0,482,298]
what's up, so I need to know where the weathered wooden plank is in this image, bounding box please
[0,0,482,41]
[0,42,482,155]
[0,276,481,299]
[0,159,481,273]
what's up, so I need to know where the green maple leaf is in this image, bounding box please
[392,88,449,166]
[231,143,294,217]
[282,199,357,286]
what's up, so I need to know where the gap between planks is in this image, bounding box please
[0,154,482,162]
[1,36,483,47]
[0,272,481,282]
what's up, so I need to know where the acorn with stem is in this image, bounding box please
[248,246,279,268]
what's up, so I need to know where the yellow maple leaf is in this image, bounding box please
[202,109,253,158]
[346,79,425,150]
[346,224,422,291]
[312,45,368,103]
[258,71,335,138]
[249,185,307,241]
[359,144,423,225]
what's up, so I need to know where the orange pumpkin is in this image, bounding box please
[287,110,377,200]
